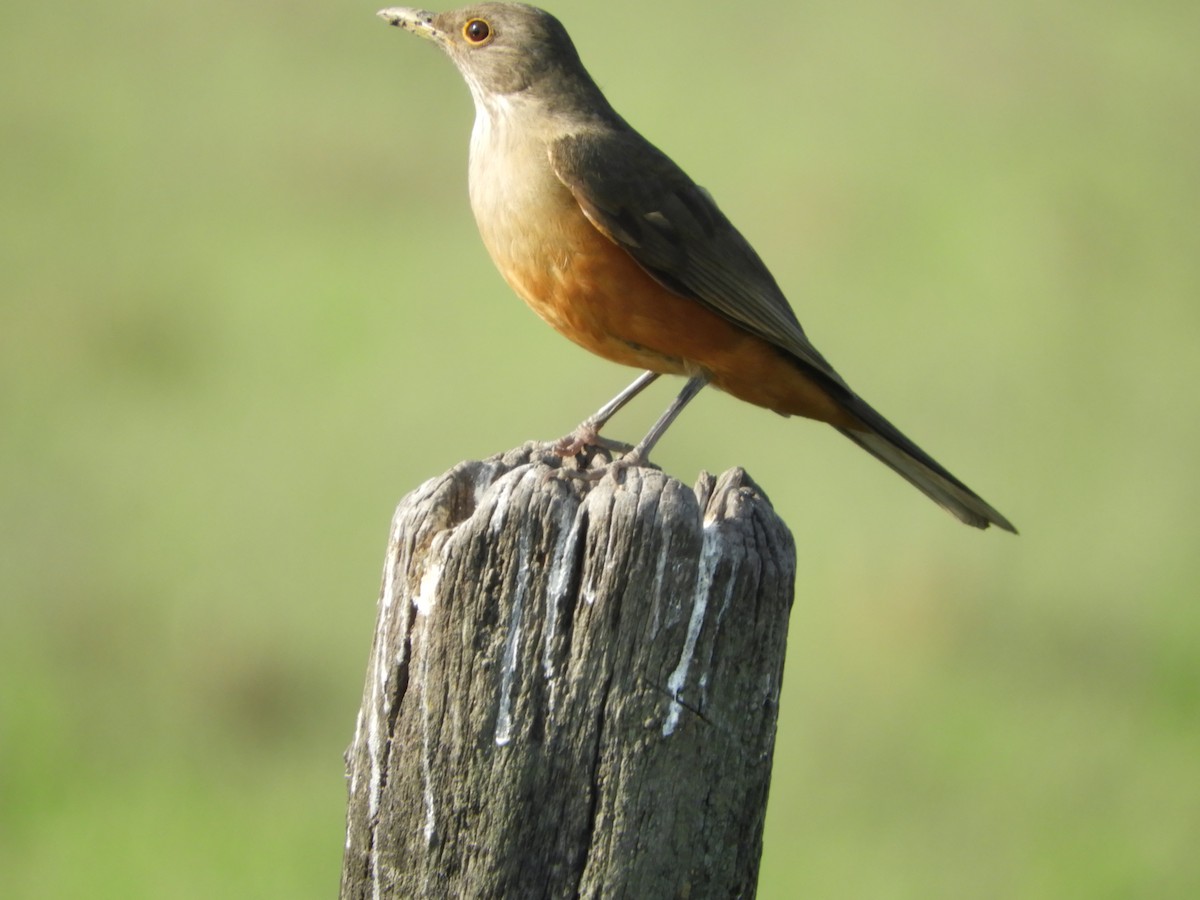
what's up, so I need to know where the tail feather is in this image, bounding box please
[835,398,1016,533]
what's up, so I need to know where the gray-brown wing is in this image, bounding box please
[549,129,847,387]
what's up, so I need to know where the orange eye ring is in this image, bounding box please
[462,18,492,45]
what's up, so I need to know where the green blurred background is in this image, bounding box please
[2,0,1197,896]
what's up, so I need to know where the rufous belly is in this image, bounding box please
[480,191,857,429]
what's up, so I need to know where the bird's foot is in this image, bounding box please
[551,441,651,483]
[548,424,634,459]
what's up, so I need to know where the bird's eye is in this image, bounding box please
[462,18,492,45]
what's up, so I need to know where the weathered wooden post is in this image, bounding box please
[340,443,796,898]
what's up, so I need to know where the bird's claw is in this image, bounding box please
[550,424,635,459]
[551,428,594,458]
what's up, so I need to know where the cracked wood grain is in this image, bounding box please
[340,444,796,899]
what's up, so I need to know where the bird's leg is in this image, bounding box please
[618,374,709,467]
[553,370,660,457]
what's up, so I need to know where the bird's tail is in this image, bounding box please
[835,396,1016,533]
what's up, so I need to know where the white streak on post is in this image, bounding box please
[543,503,582,682]
[493,597,523,746]
[418,627,436,843]
[495,514,535,746]
[663,523,721,736]
[346,706,365,850]
[413,558,443,617]
[486,464,530,535]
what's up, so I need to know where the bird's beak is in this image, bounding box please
[377,8,448,47]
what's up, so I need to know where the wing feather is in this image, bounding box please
[549,131,847,388]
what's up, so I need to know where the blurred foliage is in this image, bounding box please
[2,1,1197,897]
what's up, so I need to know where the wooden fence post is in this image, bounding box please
[340,443,796,898]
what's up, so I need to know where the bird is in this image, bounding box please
[377,3,1016,532]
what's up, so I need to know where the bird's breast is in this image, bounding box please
[468,105,636,347]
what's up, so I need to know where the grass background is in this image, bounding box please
[2,1,1197,896]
